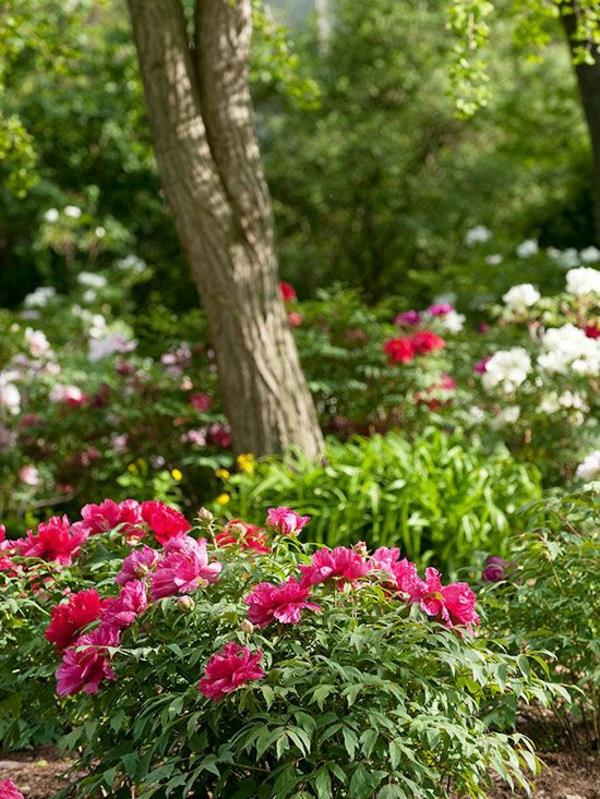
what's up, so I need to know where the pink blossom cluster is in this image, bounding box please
[37,502,479,707]
[0,499,193,574]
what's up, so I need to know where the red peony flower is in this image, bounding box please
[383,337,416,364]
[190,392,213,412]
[45,589,104,653]
[244,577,320,628]
[584,324,600,339]
[279,281,297,303]
[198,642,265,702]
[206,422,232,449]
[141,501,191,545]
[411,330,446,355]
[215,520,271,554]
[17,516,88,566]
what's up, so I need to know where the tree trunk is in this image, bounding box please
[562,8,600,241]
[127,0,324,458]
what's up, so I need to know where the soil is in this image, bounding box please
[1,747,599,798]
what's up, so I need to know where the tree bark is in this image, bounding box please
[127,0,324,458]
[562,8,600,241]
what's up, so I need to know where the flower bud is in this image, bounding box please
[176,596,195,613]
[197,507,214,526]
[239,619,254,634]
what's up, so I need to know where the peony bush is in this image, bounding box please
[479,486,600,749]
[17,502,562,798]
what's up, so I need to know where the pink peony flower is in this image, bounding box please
[198,642,264,702]
[427,303,453,317]
[369,546,401,577]
[116,545,160,586]
[18,464,40,487]
[17,516,88,566]
[266,507,310,536]
[151,536,221,600]
[384,336,415,364]
[279,281,297,303]
[287,311,303,328]
[416,567,446,618]
[141,500,191,545]
[299,546,370,589]
[0,779,25,799]
[45,589,104,653]
[393,310,422,327]
[441,582,480,629]
[101,580,147,629]
[216,520,271,554]
[244,577,320,628]
[56,625,119,697]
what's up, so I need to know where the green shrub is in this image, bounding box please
[216,429,541,574]
[49,511,556,799]
[480,486,600,748]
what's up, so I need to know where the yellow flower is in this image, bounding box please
[127,463,138,474]
[171,468,183,481]
[236,452,255,474]
[216,493,230,506]
[215,468,230,481]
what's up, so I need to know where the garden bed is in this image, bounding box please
[2,747,599,799]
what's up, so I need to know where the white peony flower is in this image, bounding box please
[538,324,600,376]
[516,239,538,258]
[0,382,21,415]
[49,384,84,404]
[465,225,492,246]
[481,348,531,394]
[44,208,59,223]
[575,451,600,482]
[24,328,51,358]
[89,333,137,362]
[78,271,107,289]
[64,205,82,218]
[116,254,146,273]
[565,266,600,296]
[491,406,521,429]
[485,254,503,266]
[23,286,56,308]
[580,246,600,264]
[439,310,465,333]
[502,283,540,312]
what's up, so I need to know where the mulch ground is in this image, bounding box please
[1,747,599,798]
[0,748,76,799]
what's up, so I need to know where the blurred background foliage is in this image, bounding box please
[0,0,595,313]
